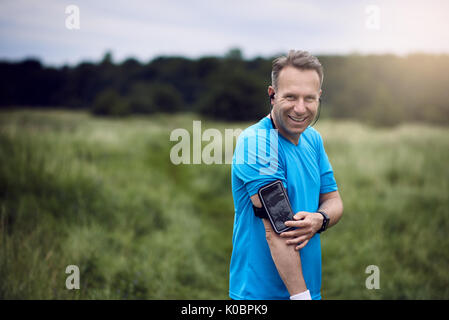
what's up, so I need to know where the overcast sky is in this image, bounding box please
[1,0,449,66]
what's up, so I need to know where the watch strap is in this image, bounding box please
[316,210,330,233]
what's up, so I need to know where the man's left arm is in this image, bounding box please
[282,190,343,250]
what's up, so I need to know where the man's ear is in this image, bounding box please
[267,86,275,104]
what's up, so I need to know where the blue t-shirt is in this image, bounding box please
[229,116,338,300]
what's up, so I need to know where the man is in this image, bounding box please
[229,50,343,300]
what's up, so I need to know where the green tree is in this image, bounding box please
[197,69,267,121]
[126,82,183,114]
[92,89,130,116]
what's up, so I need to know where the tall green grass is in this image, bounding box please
[0,110,448,299]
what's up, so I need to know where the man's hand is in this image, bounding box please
[282,190,344,250]
[281,212,323,250]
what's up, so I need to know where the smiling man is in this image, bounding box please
[229,50,343,300]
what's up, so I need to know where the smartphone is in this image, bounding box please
[258,180,295,234]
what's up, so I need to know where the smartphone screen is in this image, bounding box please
[259,181,294,233]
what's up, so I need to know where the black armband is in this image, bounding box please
[252,205,268,219]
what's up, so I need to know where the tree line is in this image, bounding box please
[1,49,448,126]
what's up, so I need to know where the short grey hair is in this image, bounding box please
[271,50,324,90]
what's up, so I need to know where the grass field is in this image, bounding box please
[0,109,448,299]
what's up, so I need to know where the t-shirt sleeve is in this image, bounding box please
[232,128,287,197]
[316,132,338,194]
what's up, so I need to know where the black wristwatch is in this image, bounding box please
[316,210,330,233]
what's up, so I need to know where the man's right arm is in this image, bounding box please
[250,193,308,297]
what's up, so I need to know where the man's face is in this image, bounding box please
[268,66,321,144]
